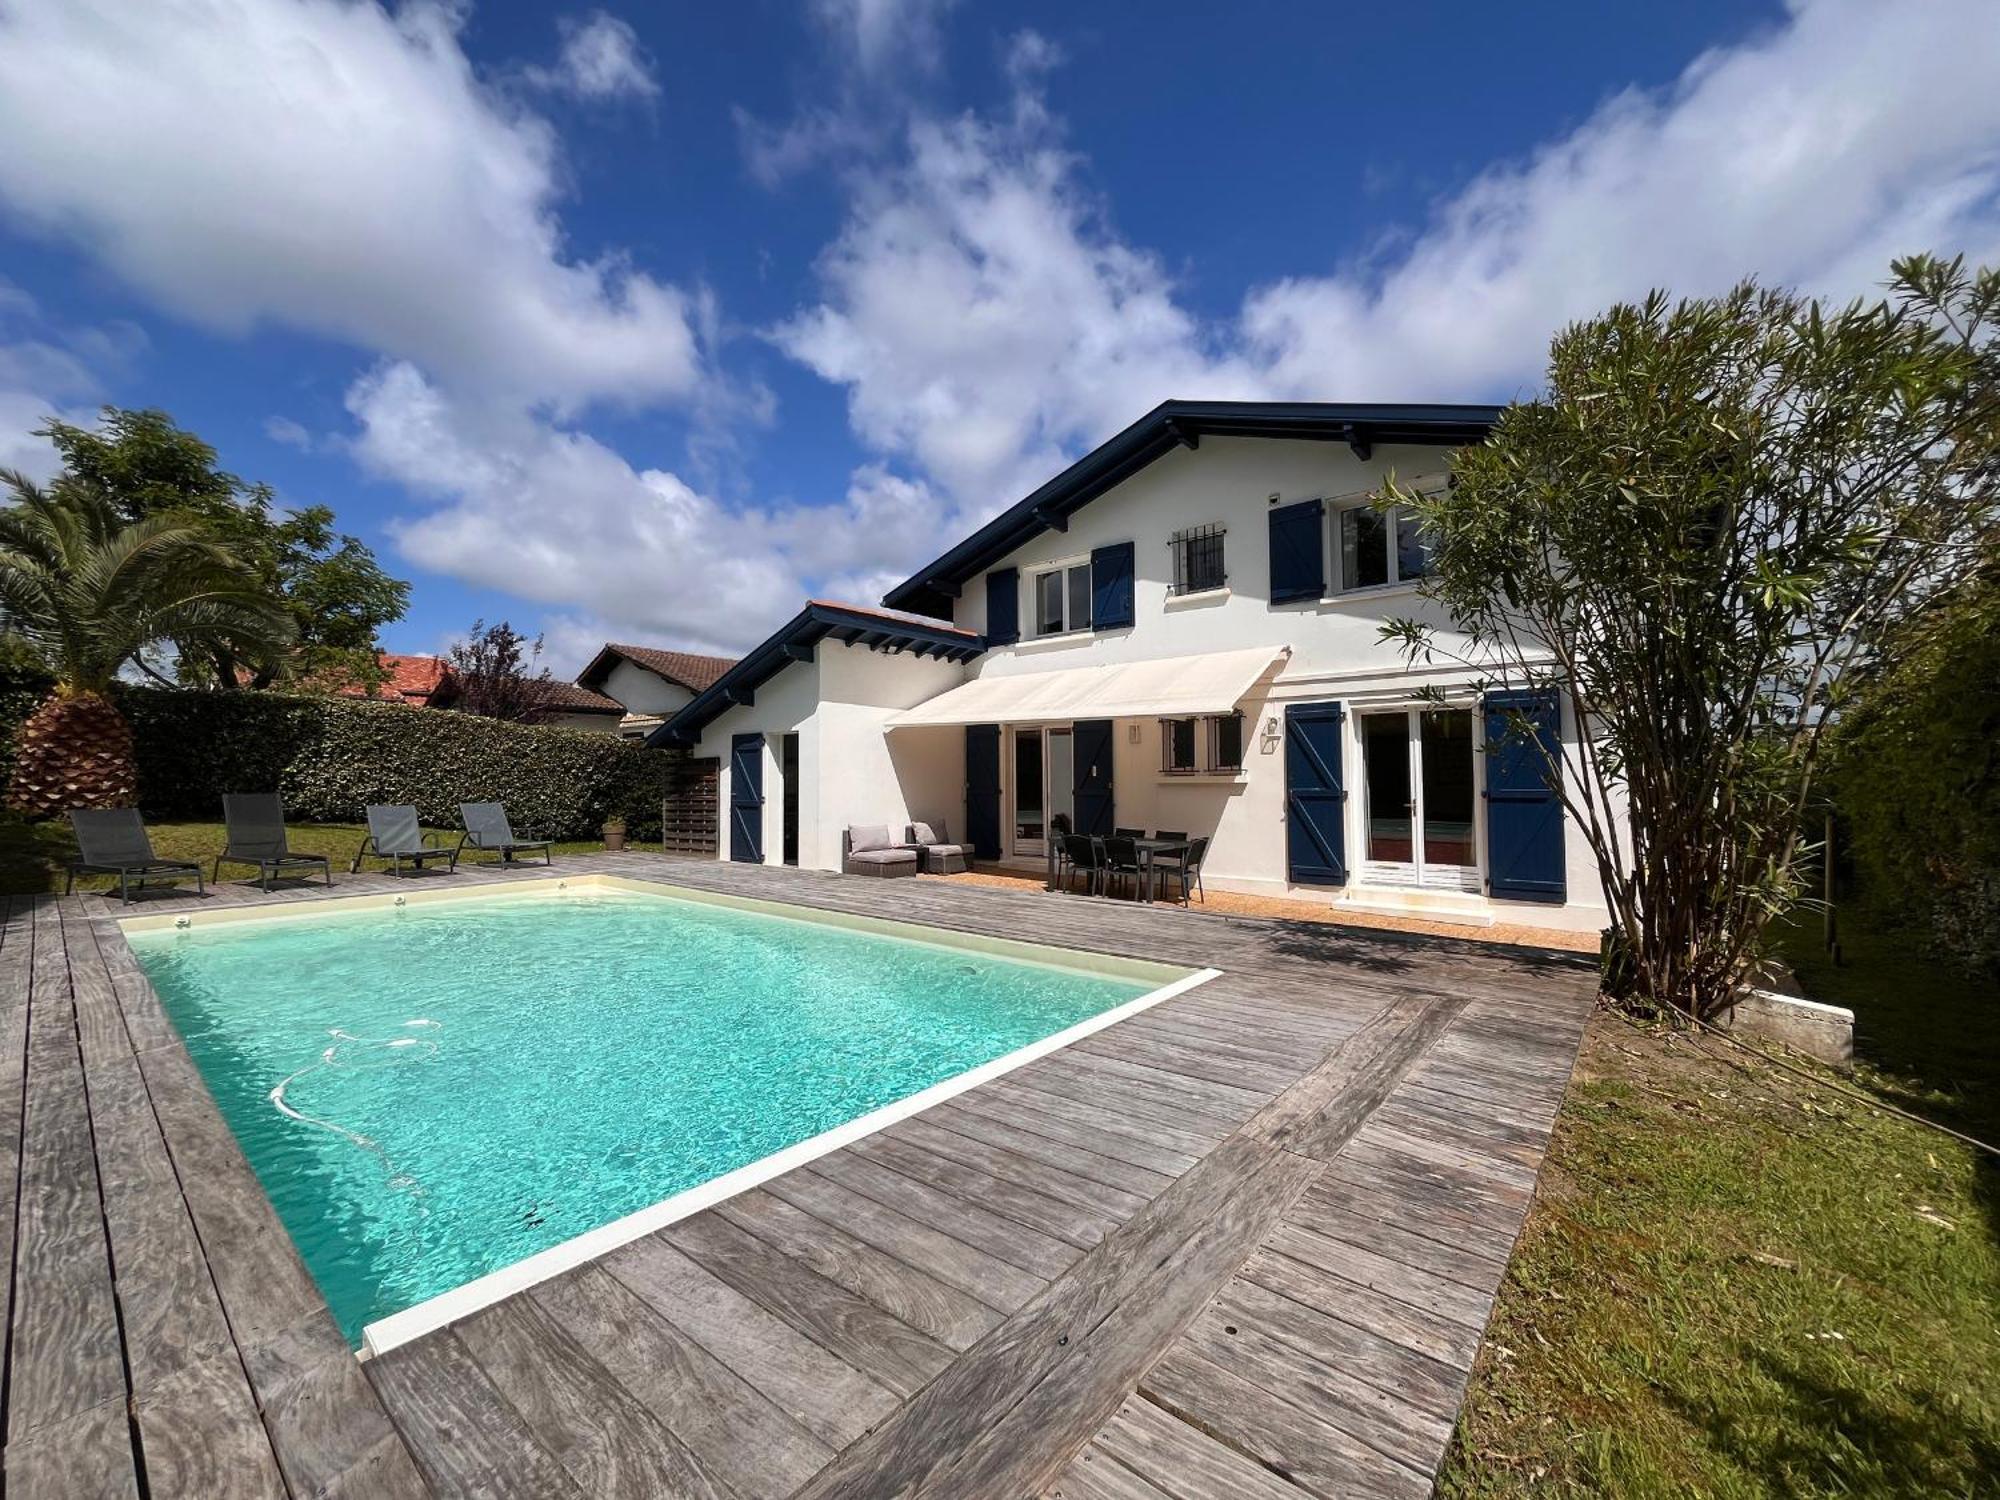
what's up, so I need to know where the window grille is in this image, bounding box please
[1168,523,1227,596]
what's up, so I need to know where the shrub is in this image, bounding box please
[1,680,680,840]
[1828,570,2000,974]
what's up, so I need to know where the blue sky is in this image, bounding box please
[1,0,1996,672]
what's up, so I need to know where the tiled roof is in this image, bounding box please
[327,653,455,703]
[525,680,624,713]
[578,643,739,694]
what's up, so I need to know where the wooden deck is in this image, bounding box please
[0,852,1596,1498]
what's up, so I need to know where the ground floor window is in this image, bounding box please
[1359,706,1479,889]
[1160,712,1244,774]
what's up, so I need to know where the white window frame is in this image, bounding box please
[1030,557,1093,637]
[1329,475,1449,595]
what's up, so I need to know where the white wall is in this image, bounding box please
[936,436,1612,930]
[692,641,966,872]
[600,659,694,716]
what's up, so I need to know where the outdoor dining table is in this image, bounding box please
[1044,836,1191,902]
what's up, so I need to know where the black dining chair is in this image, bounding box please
[1154,835,1210,905]
[1101,834,1142,899]
[1114,826,1146,839]
[1060,832,1106,896]
[1153,829,1188,842]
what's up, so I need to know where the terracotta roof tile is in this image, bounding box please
[589,644,739,692]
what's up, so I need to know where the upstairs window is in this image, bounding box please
[1337,503,1430,591]
[1160,712,1244,773]
[1168,524,1227,596]
[1033,562,1092,636]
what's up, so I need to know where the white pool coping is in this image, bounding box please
[119,874,1217,1359]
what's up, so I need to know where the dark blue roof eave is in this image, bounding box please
[880,399,1501,613]
[647,602,986,748]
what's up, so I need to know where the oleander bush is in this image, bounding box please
[0,668,677,840]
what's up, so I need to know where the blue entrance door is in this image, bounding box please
[1072,720,1114,836]
[729,733,764,863]
[1286,702,1348,885]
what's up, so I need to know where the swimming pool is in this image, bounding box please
[123,877,1201,1353]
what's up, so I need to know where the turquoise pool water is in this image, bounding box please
[128,886,1154,1343]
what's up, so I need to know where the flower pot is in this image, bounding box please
[602,820,627,852]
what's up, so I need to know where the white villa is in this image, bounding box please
[653,401,1607,934]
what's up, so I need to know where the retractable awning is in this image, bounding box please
[887,645,1288,729]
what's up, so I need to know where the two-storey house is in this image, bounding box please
[653,401,1607,933]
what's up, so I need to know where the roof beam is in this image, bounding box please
[1165,418,1199,450]
[1034,505,1068,533]
[781,641,815,662]
[723,684,754,706]
[1343,423,1373,462]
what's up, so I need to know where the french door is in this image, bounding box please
[1010,726,1073,856]
[1357,708,1480,891]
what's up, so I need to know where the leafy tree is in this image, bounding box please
[38,408,408,689]
[446,618,554,723]
[0,472,292,813]
[1383,255,2000,1020]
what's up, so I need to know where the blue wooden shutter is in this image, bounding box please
[729,733,764,864]
[1072,719,1115,836]
[1268,498,1325,604]
[965,725,1002,859]
[1285,702,1347,885]
[984,568,1019,646]
[1483,690,1566,902]
[1090,542,1134,630]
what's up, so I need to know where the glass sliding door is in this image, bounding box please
[1360,712,1413,863]
[1012,727,1044,852]
[1358,707,1481,890]
[1047,729,1074,843]
[1420,710,1476,870]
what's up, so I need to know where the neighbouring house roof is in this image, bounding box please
[525,679,625,715]
[648,601,985,747]
[881,399,1503,618]
[321,652,458,706]
[575,642,740,696]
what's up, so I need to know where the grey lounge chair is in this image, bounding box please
[350,805,460,876]
[843,824,918,878]
[905,818,971,875]
[66,808,205,904]
[215,793,332,892]
[458,802,554,866]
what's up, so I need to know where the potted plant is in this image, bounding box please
[601,815,627,852]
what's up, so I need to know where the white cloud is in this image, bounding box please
[776,103,1267,508]
[263,415,313,450]
[0,0,697,411]
[526,12,658,103]
[814,0,956,78]
[1239,0,2000,399]
[346,362,959,654]
[781,0,2000,514]
[0,283,144,482]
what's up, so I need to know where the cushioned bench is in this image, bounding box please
[906,819,971,875]
[843,824,918,877]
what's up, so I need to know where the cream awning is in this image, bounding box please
[887,646,1288,729]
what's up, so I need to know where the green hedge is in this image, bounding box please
[1,670,680,840]
[1827,573,2000,975]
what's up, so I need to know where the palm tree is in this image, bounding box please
[0,470,293,815]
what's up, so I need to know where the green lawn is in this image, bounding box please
[0,815,618,897]
[1438,914,2000,1497]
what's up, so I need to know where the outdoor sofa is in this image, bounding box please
[842,824,918,877]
